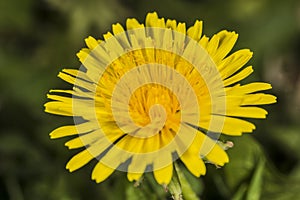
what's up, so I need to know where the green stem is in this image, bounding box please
[168,165,183,200]
[174,163,200,200]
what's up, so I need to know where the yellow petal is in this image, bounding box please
[206,34,219,56]
[61,69,79,77]
[103,32,124,56]
[65,137,85,149]
[50,122,97,139]
[127,172,143,182]
[225,106,268,118]
[219,49,253,78]
[226,82,273,95]
[187,20,203,41]
[76,48,90,63]
[100,143,132,170]
[46,94,97,117]
[126,18,144,30]
[199,115,256,135]
[73,127,124,150]
[166,19,177,30]
[114,133,164,154]
[85,36,99,50]
[49,89,73,95]
[103,32,114,41]
[112,23,131,48]
[66,149,94,172]
[57,70,95,92]
[180,151,206,177]
[213,31,238,62]
[221,116,256,135]
[92,162,115,183]
[176,22,186,34]
[145,12,165,28]
[153,164,173,184]
[223,66,253,86]
[44,101,72,116]
[203,143,229,166]
[73,87,94,98]
[50,125,77,139]
[127,154,148,176]
[241,93,277,105]
[47,94,71,102]
[239,82,272,94]
[112,23,125,34]
[57,71,76,85]
[199,35,209,49]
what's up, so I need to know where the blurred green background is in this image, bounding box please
[0,0,300,199]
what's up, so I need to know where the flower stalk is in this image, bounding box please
[168,163,200,200]
[168,165,183,200]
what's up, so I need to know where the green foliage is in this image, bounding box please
[0,0,299,199]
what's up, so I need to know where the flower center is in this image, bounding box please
[128,83,181,136]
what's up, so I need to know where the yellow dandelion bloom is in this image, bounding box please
[45,12,276,185]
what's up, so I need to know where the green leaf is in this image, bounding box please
[232,183,247,200]
[246,158,265,200]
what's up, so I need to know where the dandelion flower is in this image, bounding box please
[45,12,276,185]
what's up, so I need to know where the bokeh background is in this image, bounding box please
[1,0,300,199]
